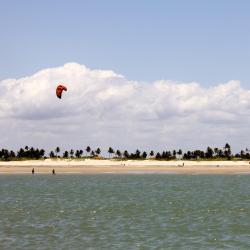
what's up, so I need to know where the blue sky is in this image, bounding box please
[1,0,249,86]
[1,0,250,152]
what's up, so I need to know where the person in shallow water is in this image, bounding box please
[32,168,34,174]
[52,169,55,175]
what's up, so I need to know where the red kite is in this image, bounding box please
[56,85,67,99]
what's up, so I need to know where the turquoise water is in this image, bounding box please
[1,174,250,249]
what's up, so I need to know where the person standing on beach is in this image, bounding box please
[32,168,35,174]
[52,169,55,175]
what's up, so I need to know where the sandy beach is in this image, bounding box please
[0,159,250,174]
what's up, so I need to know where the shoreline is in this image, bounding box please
[0,159,250,174]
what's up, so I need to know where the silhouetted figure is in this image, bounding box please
[32,168,34,174]
[52,169,55,175]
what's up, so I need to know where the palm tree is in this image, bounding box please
[70,149,74,158]
[206,147,213,158]
[116,150,121,158]
[214,147,219,157]
[79,150,83,158]
[155,152,161,159]
[75,150,80,158]
[1,149,10,160]
[108,147,114,158]
[95,148,101,156]
[86,146,91,156]
[30,147,35,158]
[150,150,154,158]
[17,148,24,158]
[55,147,60,157]
[49,151,55,158]
[218,149,224,158]
[135,149,141,158]
[240,150,245,159]
[172,150,177,159]
[142,151,147,159]
[177,149,182,158]
[10,150,16,159]
[63,151,69,158]
[123,150,129,158]
[224,143,231,159]
[39,149,45,158]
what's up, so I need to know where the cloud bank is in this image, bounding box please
[1,63,250,152]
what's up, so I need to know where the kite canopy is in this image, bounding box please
[56,84,67,99]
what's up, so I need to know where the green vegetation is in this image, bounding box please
[1,143,250,161]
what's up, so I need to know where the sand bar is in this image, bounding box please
[0,159,250,174]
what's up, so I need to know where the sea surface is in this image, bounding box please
[0,174,250,249]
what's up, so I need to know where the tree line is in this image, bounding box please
[1,143,250,161]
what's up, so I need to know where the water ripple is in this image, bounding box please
[0,175,250,249]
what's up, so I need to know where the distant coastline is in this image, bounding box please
[1,143,250,161]
[0,159,250,174]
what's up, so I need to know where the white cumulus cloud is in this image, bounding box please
[1,63,250,152]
